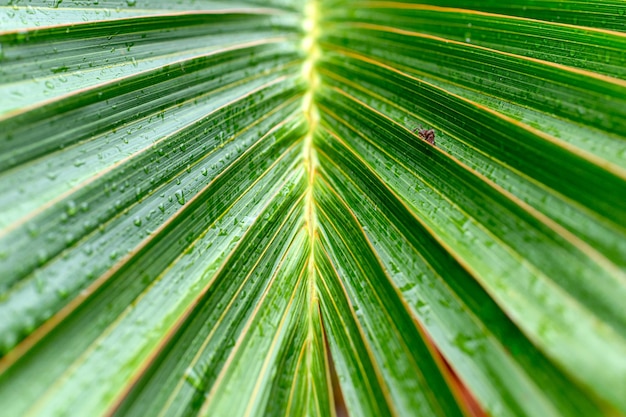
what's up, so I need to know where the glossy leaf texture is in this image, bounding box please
[1,1,625,417]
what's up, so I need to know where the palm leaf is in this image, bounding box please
[1,1,625,416]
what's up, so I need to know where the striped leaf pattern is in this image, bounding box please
[1,1,625,416]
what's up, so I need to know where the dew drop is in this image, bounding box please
[66,201,77,216]
[184,367,205,392]
[37,249,48,265]
[34,275,46,293]
[175,190,185,205]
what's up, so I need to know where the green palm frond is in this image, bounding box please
[1,1,625,416]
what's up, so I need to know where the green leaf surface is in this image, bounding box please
[1,1,625,417]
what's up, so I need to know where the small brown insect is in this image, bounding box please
[412,127,436,146]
